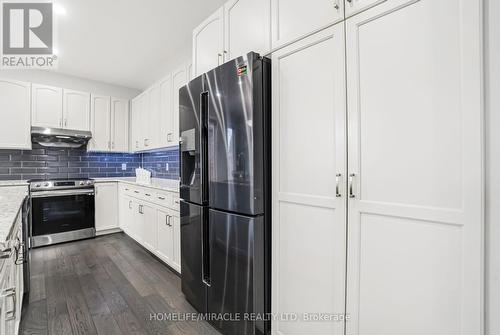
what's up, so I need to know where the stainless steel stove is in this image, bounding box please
[29,178,96,247]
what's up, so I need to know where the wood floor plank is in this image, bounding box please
[78,273,111,316]
[45,274,73,335]
[62,274,98,335]
[20,298,48,335]
[29,274,46,303]
[92,313,122,335]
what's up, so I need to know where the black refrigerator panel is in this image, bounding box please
[208,209,267,335]
[180,200,208,313]
[205,52,270,216]
[179,75,208,205]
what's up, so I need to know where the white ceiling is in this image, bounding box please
[52,0,226,90]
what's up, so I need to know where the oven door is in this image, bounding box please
[31,189,95,237]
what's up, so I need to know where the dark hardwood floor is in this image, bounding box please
[20,233,221,335]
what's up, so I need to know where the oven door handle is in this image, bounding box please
[30,189,95,198]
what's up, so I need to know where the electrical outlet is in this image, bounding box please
[121,163,127,171]
[166,163,169,171]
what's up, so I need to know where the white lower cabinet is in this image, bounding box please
[95,182,119,233]
[118,184,181,273]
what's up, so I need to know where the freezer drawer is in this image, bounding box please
[208,208,267,335]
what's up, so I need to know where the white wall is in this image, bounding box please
[0,70,140,99]
[485,0,499,334]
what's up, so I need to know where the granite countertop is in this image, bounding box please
[0,180,29,187]
[0,186,28,245]
[93,177,179,193]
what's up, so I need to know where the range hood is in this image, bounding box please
[31,127,92,148]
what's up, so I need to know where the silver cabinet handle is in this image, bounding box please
[158,196,166,200]
[134,190,140,194]
[349,173,356,198]
[135,140,139,149]
[1,287,16,321]
[336,173,342,198]
[167,215,172,227]
[217,53,223,65]
[64,119,67,127]
[145,193,151,197]
[128,200,132,209]
[59,118,63,127]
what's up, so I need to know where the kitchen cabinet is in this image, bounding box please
[0,79,31,150]
[344,1,482,334]
[271,24,347,335]
[193,7,225,77]
[270,0,343,49]
[147,84,161,149]
[95,182,119,233]
[0,210,23,335]
[89,95,111,151]
[224,0,271,60]
[31,83,63,128]
[110,98,129,152]
[63,89,90,131]
[159,75,173,147]
[118,183,181,273]
[170,66,187,145]
[272,0,483,334]
[130,98,142,151]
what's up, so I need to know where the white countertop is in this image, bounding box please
[0,180,29,187]
[94,177,179,193]
[0,186,28,244]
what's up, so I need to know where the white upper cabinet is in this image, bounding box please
[31,84,63,128]
[224,0,271,59]
[147,84,161,149]
[345,0,482,334]
[344,0,386,18]
[193,7,225,77]
[111,98,129,152]
[63,89,90,131]
[89,94,111,151]
[0,79,31,150]
[159,75,172,147]
[171,66,187,146]
[271,0,344,49]
[130,98,142,151]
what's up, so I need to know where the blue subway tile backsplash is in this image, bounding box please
[0,143,180,181]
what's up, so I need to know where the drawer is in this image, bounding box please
[119,184,133,195]
[154,191,173,208]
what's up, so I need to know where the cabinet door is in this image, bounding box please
[193,7,224,77]
[139,93,150,150]
[63,89,90,131]
[141,203,157,251]
[224,0,271,59]
[111,98,129,152]
[171,211,181,273]
[271,0,343,49]
[31,83,63,128]
[271,25,347,335]
[170,66,187,146]
[344,0,386,18]
[89,95,111,151]
[0,79,31,149]
[132,201,143,242]
[95,183,119,232]
[159,75,172,147]
[130,98,142,151]
[156,209,174,264]
[147,85,161,149]
[119,195,133,234]
[345,1,483,334]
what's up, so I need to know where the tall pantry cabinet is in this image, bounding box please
[271,1,483,335]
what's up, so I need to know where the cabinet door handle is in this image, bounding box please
[349,173,356,198]
[217,53,223,65]
[128,200,132,209]
[1,287,16,321]
[134,190,140,194]
[167,215,172,227]
[145,193,151,197]
[158,196,166,200]
[136,141,139,149]
[165,215,169,226]
[335,173,342,198]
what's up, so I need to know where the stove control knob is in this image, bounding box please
[86,181,92,185]
[34,183,41,188]
[43,182,49,187]
[79,181,85,186]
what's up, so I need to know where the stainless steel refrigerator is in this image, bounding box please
[179,52,271,335]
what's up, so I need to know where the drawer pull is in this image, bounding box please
[145,193,151,197]
[158,196,166,200]
[134,191,140,194]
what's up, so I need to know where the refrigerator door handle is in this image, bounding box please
[200,91,209,204]
[201,208,211,287]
